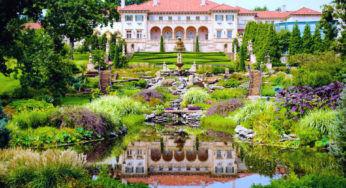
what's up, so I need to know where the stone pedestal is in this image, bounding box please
[162,61,169,72]
[189,61,197,73]
[266,63,272,69]
[188,75,194,85]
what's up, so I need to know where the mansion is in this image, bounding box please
[96,0,322,53]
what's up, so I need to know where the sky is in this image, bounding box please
[211,0,332,11]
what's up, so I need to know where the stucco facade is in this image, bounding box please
[94,0,321,53]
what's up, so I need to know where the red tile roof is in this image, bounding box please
[255,11,292,19]
[235,6,256,15]
[118,0,238,12]
[290,7,322,15]
[23,22,41,29]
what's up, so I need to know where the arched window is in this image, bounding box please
[176,32,183,39]
[188,31,194,39]
[164,32,172,39]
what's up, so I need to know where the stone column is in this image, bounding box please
[233,44,237,60]
[106,39,110,61]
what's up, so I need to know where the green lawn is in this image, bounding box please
[0,73,21,95]
[72,53,89,70]
[129,52,232,65]
[60,96,90,106]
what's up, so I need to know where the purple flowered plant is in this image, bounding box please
[276,82,344,119]
[206,99,243,116]
[136,89,163,102]
[51,107,114,137]
[188,107,201,111]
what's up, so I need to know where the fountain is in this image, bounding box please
[175,53,184,71]
[174,38,186,52]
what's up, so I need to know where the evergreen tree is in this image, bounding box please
[238,45,246,72]
[232,38,239,53]
[160,35,164,52]
[195,36,199,52]
[289,23,302,56]
[113,45,120,68]
[302,24,313,54]
[312,25,323,52]
[0,99,10,148]
[277,30,290,55]
[319,5,338,50]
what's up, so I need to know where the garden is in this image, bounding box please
[0,0,346,187]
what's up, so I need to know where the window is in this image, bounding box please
[187,16,191,21]
[159,16,163,21]
[215,15,223,21]
[135,15,143,21]
[226,167,234,173]
[168,16,172,21]
[176,31,183,39]
[126,31,132,39]
[137,30,142,39]
[227,30,232,38]
[136,167,144,173]
[226,15,234,21]
[125,167,133,173]
[178,16,181,20]
[205,16,209,21]
[125,15,133,21]
[164,32,172,39]
[196,16,200,21]
[217,150,222,158]
[217,30,222,38]
[187,31,194,39]
[149,16,154,21]
[215,167,223,174]
[227,150,232,158]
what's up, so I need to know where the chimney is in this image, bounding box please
[121,0,125,8]
[282,5,287,12]
[201,0,206,6]
[153,0,158,6]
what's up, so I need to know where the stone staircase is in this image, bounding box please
[248,70,261,96]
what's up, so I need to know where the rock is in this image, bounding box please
[209,85,224,90]
[194,81,205,88]
[205,77,219,84]
[161,79,175,86]
[235,125,255,140]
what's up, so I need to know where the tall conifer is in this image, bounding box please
[289,22,302,56]
[302,24,313,53]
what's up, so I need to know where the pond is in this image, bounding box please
[63,124,341,188]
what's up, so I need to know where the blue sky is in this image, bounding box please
[212,0,332,11]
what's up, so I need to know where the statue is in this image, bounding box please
[162,61,169,72]
[189,61,197,73]
[248,40,256,63]
[174,38,186,52]
[175,53,184,71]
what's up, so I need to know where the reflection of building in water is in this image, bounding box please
[99,135,238,177]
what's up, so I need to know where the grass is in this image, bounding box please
[0,73,20,95]
[129,52,232,65]
[60,96,90,106]
[72,53,89,70]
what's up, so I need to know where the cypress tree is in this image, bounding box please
[302,24,313,53]
[195,36,199,52]
[277,30,290,55]
[289,22,302,56]
[312,25,323,52]
[232,38,239,53]
[113,45,120,68]
[238,45,246,72]
[160,35,164,52]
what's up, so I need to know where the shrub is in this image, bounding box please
[298,110,338,139]
[131,80,147,88]
[136,89,163,102]
[0,100,10,148]
[261,89,276,97]
[276,82,343,119]
[211,66,234,74]
[50,107,114,137]
[8,99,54,113]
[211,89,248,100]
[207,99,243,116]
[269,72,293,87]
[0,148,87,187]
[224,78,241,88]
[122,114,145,127]
[182,88,210,105]
[13,110,54,129]
[85,96,147,126]
[200,115,237,134]
[233,100,272,127]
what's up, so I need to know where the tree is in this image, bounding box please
[319,5,338,50]
[92,49,107,70]
[277,30,290,55]
[113,45,120,68]
[17,29,73,97]
[160,35,164,52]
[289,23,302,56]
[253,6,268,11]
[112,0,149,6]
[331,0,346,59]
[0,0,44,75]
[237,45,246,72]
[232,38,239,53]
[43,0,118,59]
[312,25,323,52]
[302,24,313,54]
[195,36,199,52]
